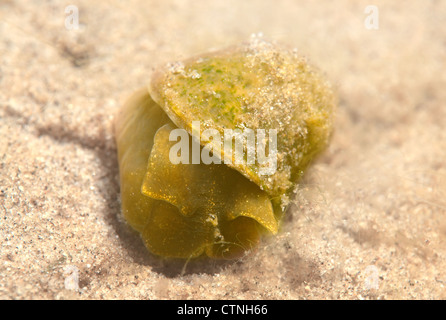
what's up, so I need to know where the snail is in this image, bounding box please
[114,37,336,259]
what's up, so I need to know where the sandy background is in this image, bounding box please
[1,0,445,299]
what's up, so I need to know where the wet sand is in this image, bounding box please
[1,0,445,299]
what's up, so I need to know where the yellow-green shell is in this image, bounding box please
[115,39,336,259]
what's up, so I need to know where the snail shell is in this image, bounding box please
[115,38,336,259]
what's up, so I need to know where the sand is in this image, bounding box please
[1,0,445,299]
